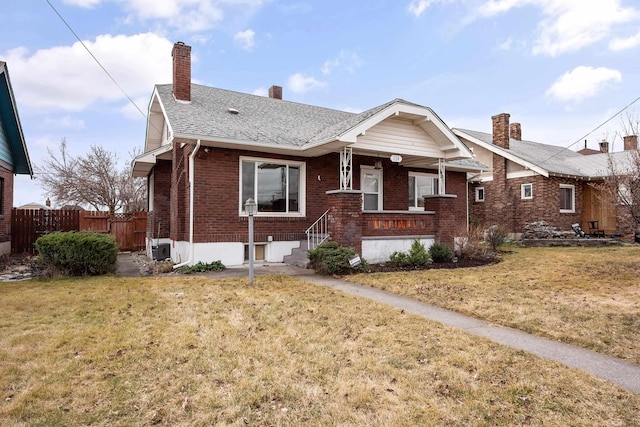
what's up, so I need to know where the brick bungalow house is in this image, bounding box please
[0,61,33,254]
[132,42,487,266]
[454,113,638,241]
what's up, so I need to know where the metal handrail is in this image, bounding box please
[305,209,330,250]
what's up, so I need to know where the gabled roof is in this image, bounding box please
[0,62,32,176]
[453,128,631,179]
[151,84,473,161]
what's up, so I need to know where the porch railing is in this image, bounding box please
[306,209,330,250]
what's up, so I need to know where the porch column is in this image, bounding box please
[326,190,363,254]
[424,194,459,247]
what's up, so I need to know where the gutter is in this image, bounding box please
[173,139,201,269]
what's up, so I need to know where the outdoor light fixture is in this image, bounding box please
[390,154,402,163]
[374,159,382,169]
[245,198,257,284]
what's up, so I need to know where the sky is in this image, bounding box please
[2,0,640,208]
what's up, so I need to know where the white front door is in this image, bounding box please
[361,167,382,211]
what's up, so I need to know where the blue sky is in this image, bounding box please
[2,0,640,207]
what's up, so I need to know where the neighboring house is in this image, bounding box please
[17,202,50,210]
[133,42,487,266]
[454,113,639,241]
[0,61,33,254]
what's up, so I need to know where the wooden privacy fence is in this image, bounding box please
[11,209,147,254]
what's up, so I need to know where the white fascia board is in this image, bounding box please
[174,133,309,156]
[337,102,473,159]
[453,129,550,178]
[132,143,173,177]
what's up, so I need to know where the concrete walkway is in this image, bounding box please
[115,256,640,393]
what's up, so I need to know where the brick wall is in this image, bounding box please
[0,167,14,242]
[469,175,583,233]
[148,159,171,239]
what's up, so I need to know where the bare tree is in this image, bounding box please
[600,113,640,240]
[38,139,147,213]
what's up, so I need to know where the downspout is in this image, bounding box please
[174,139,201,269]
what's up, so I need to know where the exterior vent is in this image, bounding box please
[227,108,239,114]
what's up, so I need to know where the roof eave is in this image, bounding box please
[453,128,549,178]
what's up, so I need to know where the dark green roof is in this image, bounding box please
[0,61,33,175]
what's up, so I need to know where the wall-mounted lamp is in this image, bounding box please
[374,160,382,169]
[203,147,211,153]
[390,154,402,163]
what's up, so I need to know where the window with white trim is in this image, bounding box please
[241,158,304,215]
[361,167,383,211]
[521,183,533,200]
[559,184,575,213]
[475,187,485,202]
[409,172,438,209]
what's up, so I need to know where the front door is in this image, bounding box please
[361,167,382,211]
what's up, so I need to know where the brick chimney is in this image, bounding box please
[492,113,510,149]
[509,123,521,141]
[599,140,609,153]
[623,135,638,151]
[269,85,282,100]
[172,42,191,102]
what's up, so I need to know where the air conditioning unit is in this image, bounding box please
[152,243,170,261]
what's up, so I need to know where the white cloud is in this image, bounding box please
[234,29,255,50]
[546,66,622,103]
[477,0,639,57]
[321,50,363,76]
[42,115,86,129]
[63,0,266,32]
[252,87,268,96]
[321,58,339,76]
[609,30,640,51]
[408,0,444,18]
[287,73,326,94]
[2,33,174,112]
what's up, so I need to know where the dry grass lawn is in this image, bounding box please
[349,245,640,365]
[1,272,639,426]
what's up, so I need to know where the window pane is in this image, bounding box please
[288,166,299,212]
[560,187,573,210]
[416,176,436,207]
[242,161,255,210]
[363,193,378,210]
[408,176,416,207]
[257,163,286,212]
[362,172,379,193]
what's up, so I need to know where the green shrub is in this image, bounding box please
[35,231,118,276]
[408,239,430,266]
[176,260,226,274]
[428,242,453,263]
[389,251,410,267]
[308,241,367,275]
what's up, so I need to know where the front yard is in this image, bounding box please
[349,245,640,364]
[1,257,639,426]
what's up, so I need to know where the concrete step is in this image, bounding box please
[283,242,310,268]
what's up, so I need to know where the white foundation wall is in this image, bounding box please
[266,241,300,263]
[362,236,435,264]
[155,240,301,267]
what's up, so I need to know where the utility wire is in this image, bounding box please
[45,0,148,121]
[538,93,640,166]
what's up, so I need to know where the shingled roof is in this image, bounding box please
[454,128,635,179]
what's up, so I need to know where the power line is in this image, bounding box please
[45,0,148,121]
[538,93,640,165]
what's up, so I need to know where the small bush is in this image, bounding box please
[308,241,367,275]
[408,239,430,266]
[35,231,118,276]
[429,242,453,263]
[485,224,509,252]
[389,251,410,267]
[176,260,226,274]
